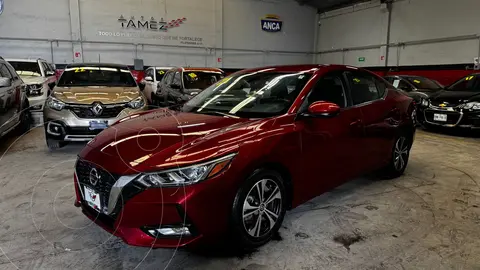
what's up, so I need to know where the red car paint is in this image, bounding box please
[74,64,415,248]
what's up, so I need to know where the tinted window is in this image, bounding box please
[162,71,174,85]
[308,73,347,108]
[5,63,19,80]
[145,68,154,79]
[8,61,42,77]
[57,66,137,87]
[0,64,13,79]
[183,71,224,90]
[347,71,382,105]
[172,72,182,87]
[404,77,441,90]
[41,62,50,73]
[156,69,168,81]
[388,78,412,91]
[446,75,480,92]
[182,72,313,118]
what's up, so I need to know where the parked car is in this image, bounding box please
[141,66,173,105]
[384,75,443,102]
[43,63,148,150]
[73,64,416,249]
[420,73,480,129]
[0,57,31,138]
[154,67,225,108]
[6,58,57,124]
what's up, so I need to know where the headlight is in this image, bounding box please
[420,98,430,107]
[128,96,145,109]
[27,84,44,96]
[135,153,236,187]
[46,97,65,111]
[458,102,480,110]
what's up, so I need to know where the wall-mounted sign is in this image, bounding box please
[358,57,366,62]
[118,15,187,32]
[261,14,283,33]
[0,0,4,16]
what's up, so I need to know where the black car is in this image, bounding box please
[419,73,480,129]
[384,75,443,103]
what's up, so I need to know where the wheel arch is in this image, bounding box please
[252,162,294,210]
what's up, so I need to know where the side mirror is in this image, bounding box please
[170,83,181,90]
[304,101,341,118]
[138,81,146,91]
[0,77,11,88]
[144,76,153,82]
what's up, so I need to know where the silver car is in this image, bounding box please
[6,58,57,125]
[43,63,148,150]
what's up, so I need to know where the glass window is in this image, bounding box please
[172,72,182,87]
[5,63,19,80]
[57,66,137,87]
[308,73,347,108]
[446,75,480,92]
[183,71,224,90]
[162,71,174,85]
[0,64,13,79]
[156,69,168,81]
[182,71,313,118]
[347,71,382,105]
[404,76,442,90]
[8,61,42,77]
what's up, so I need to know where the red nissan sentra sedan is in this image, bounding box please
[74,65,416,249]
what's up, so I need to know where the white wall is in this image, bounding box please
[0,0,317,68]
[316,0,480,67]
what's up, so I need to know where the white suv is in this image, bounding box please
[6,58,57,124]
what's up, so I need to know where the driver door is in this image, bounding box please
[298,71,366,199]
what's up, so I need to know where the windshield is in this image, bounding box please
[57,66,137,87]
[446,75,480,92]
[181,71,313,118]
[404,77,442,90]
[156,69,168,81]
[8,61,41,76]
[183,71,224,90]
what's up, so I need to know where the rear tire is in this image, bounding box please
[230,169,287,249]
[15,104,32,135]
[380,134,412,179]
[47,139,67,151]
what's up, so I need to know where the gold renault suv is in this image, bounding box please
[43,63,147,150]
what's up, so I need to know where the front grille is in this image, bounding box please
[69,105,126,119]
[425,110,461,125]
[76,159,120,212]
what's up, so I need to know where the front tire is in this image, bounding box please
[380,135,412,179]
[46,139,67,150]
[230,169,287,249]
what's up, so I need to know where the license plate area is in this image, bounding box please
[89,120,108,130]
[433,113,447,122]
[84,186,102,212]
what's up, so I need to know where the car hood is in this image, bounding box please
[429,90,480,106]
[79,109,263,174]
[52,86,141,104]
[20,76,46,85]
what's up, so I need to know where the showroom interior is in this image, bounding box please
[1,0,480,269]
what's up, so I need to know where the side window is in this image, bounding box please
[172,71,182,87]
[396,80,412,92]
[347,71,382,105]
[375,77,387,96]
[0,64,13,80]
[145,68,153,79]
[307,72,347,108]
[163,71,173,85]
[5,63,19,80]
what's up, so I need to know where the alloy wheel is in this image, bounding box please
[242,179,282,238]
[394,137,409,171]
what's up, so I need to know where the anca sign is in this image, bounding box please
[261,14,283,33]
[118,15,186,32]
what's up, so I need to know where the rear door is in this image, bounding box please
[345,70,397,170]
[0,63,18,133]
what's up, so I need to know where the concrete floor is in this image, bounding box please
[0,127,479,270]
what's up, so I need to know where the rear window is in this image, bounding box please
[57,66,137,87]
[183,71,224,90]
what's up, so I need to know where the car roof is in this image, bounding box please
[181,67,224,73]
[5,58,40,63]
[66,63,129,69]
[238,64,361,74]
[155,67,174,70]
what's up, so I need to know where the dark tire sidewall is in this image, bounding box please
[392,135,411,174]
[230,169,287,248]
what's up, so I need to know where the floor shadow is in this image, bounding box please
[420,125,480,138]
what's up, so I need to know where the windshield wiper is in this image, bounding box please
[198,111,239,118]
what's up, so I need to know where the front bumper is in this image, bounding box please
[44,105,147,142]
[73,156,240,248]
[27,88,48,125]
[423,106,480,129]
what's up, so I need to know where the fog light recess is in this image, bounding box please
[145,226,191,237]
